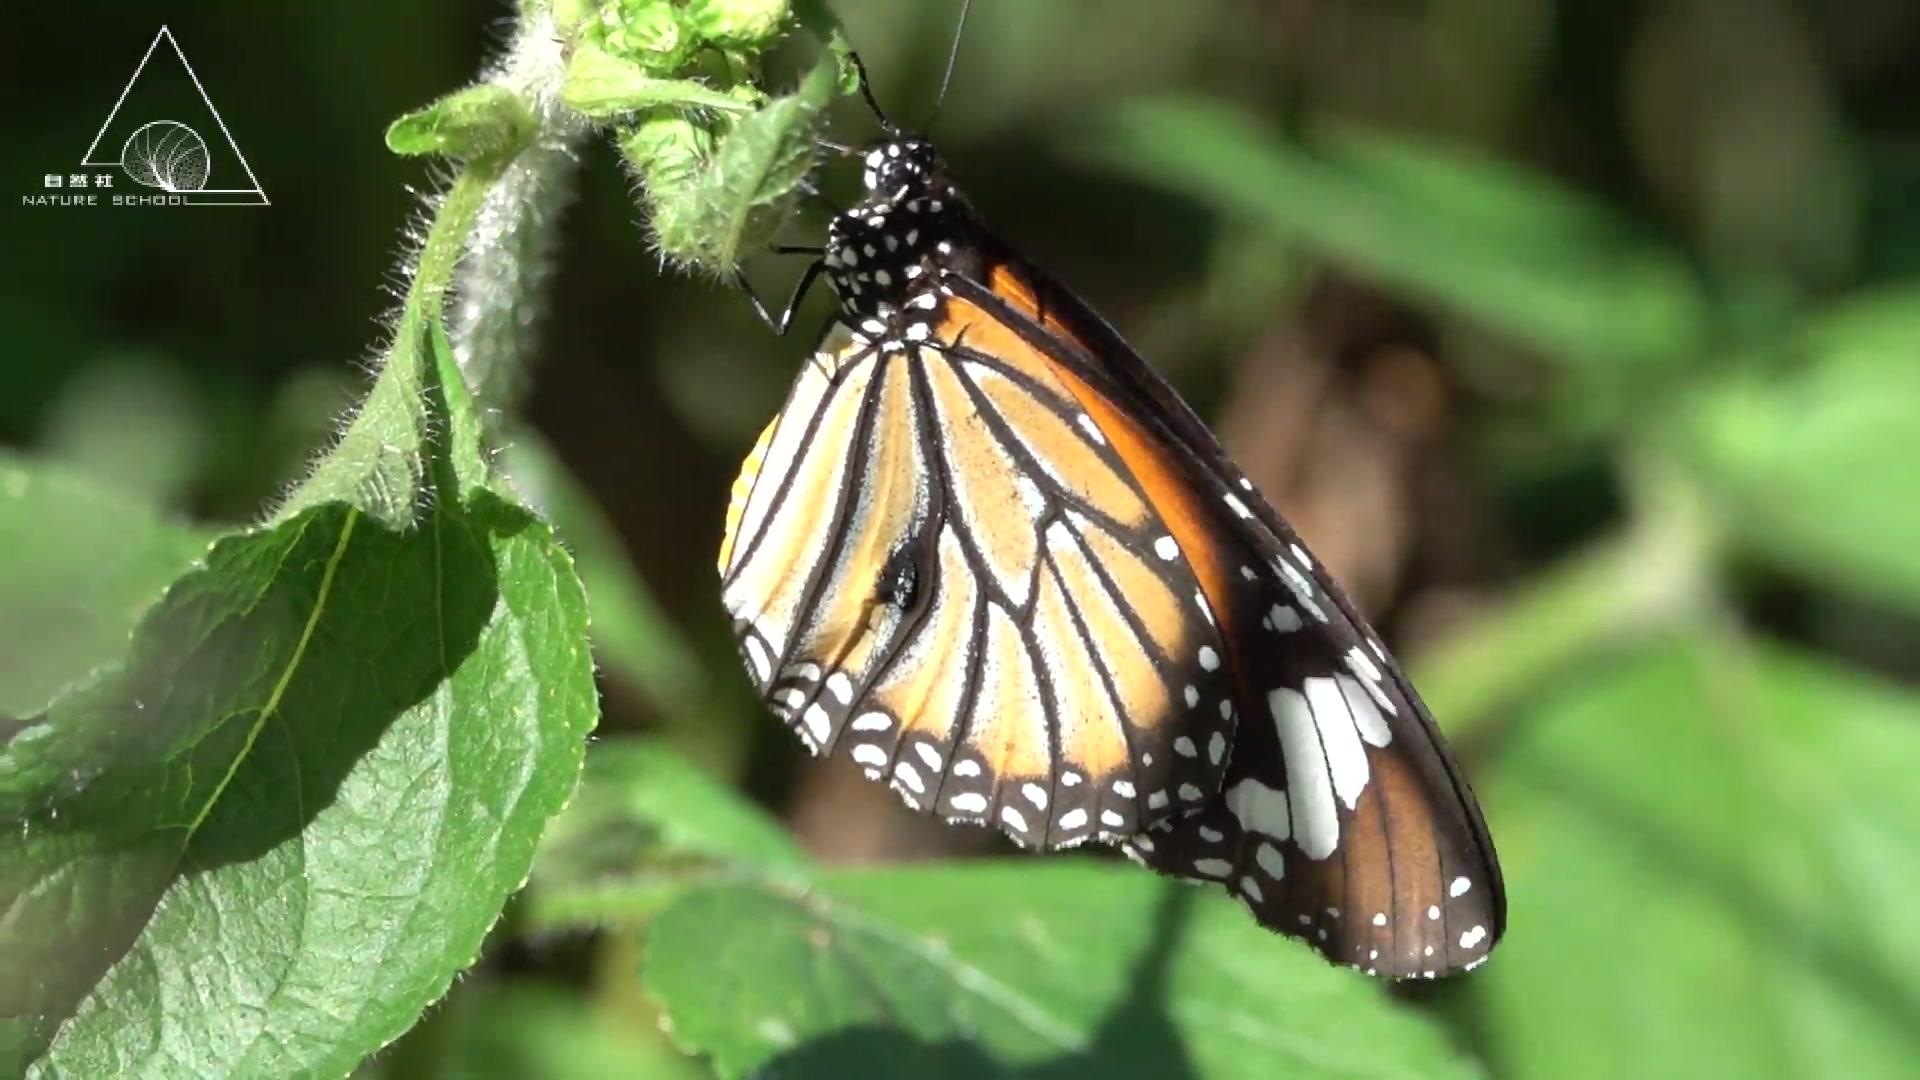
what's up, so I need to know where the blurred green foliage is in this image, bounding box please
[3,0,1920,1077]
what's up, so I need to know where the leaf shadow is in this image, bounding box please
[755,883,1202,1080]
[6,488,533,1058]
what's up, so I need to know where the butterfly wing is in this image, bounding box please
[943,249,1506,976]
[719,320,1239,848]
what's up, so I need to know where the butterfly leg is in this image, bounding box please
[736,258,825,336]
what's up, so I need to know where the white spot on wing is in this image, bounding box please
[802,704,830,748]
[1305,676,1369,810]
[744,637,772,682]
[1076,414,1107,445]
[1450,876,1472,898]
[1338,675,1392,747]
[1255,841,1285,879]
[1224,778,1290,841]
[1269,687,1338,858]
[893,761,925,793]
[825,672,853,704]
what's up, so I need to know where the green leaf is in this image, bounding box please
[648,54,837,271]
[1475,638,1920,1079]
[1680,286,1920,611]
[562,40,757,118]
[528,739,805,930]
[645,863,1477,1079]
[1,318,597,1074]
[387,85,536,162]
[1092,98,1711,368]
[0,457,209,717]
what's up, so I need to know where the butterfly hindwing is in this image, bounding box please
[947,256,1505,976]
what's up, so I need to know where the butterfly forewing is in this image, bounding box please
[720,321,1240,849]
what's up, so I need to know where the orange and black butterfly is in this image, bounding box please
[717,58,1503,979]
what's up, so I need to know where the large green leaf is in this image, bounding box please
[0,319,597,1075]
[527,739,807,931]
[1681,286,1920,611]
[0,457,209,717]
[1092,98,1710,369]
[645,863,1478,1079]
[1475,638,1920,1079]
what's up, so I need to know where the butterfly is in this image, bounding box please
[716,51,1504,979]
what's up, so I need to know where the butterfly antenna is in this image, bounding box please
[927,0,974,131]
[848,50,894,133]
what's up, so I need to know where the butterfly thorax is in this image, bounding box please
[823,136,970,348]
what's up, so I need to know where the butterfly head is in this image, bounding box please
[823,135,968,330]
[858,135,942,200]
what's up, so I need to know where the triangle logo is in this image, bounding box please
[80,26,269,206]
